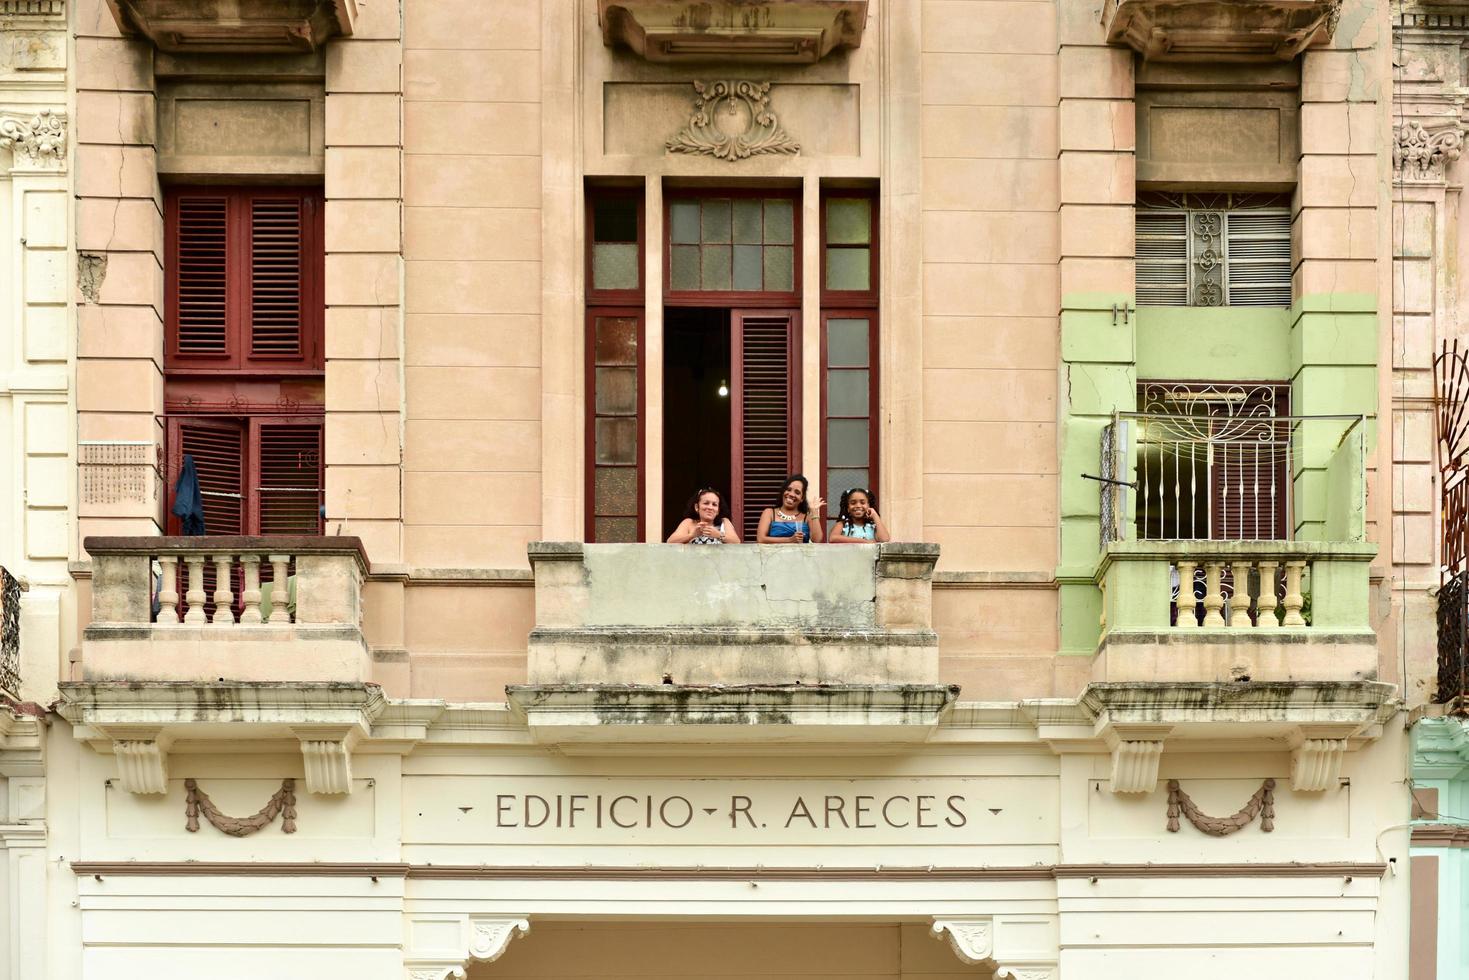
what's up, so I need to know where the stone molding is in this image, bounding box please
[0,108,66,170]
[930,918,1057,980]
[104,0,356,52]
[403,916,530,980]
[0,704,45,777]
[1102,0,1338,59]
[1412,716,1469,779]
[599,0,867,64]
[57,681,384,795]
[1393,120,1464,183]
[666,80,799,161]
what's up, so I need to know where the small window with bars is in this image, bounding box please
[1135,192,1293,308]
[165,186,324,373]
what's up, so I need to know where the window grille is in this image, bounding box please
[1135,192,1293,307]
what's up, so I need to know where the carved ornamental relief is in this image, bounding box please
[1394,120,1464,182]
[667,80,799,161]
[0,108,66,167]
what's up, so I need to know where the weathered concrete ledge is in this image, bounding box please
[1093,630,1379,685]
[527,542,940,686]
[506,683,960,748]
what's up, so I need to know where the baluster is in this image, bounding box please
[157,555,180,624]
[1202,561,1226,626]
[1175,560,1197,628]
[182,555,207,624]
[211,554,235,625]
[1230,560,1254,627]
[267,554,291,624]
[1256,560,1278,628]
[1282,560,1307,626]
[240,555,263,624]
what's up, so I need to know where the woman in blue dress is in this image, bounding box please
[756,473,826,543]
[828,487,891,543]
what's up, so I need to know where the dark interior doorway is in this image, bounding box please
[663,307,731,537]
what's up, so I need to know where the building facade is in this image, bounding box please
[0,0,1443,976]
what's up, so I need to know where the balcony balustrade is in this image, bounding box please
[1093,410,1377,684]
[512,541,951,746]
[81,536,370,684]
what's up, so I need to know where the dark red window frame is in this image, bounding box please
[165,185,324,375]
[584,308,647,543]
[819,189,879,521]
[663,188,802,309]
[585,185,648,542]
[165,412,324,536]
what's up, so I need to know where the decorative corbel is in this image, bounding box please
[1103,724,1172,794]
[405,916,530,980]
[110,727,172,794]
[931,918,1057,980]
[292,725,358,794]
[931,918,994,965]
[1393,120,1464,183]
[1289,724,1357,791]
[0,108,67,169]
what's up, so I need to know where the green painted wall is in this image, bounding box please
[1057,292,1378,654]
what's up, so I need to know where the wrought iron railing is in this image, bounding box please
[1435,341,1469,705]
[1,566,21,697]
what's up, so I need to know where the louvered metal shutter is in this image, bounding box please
[1135,211,1188,306]
[172,417,246,535]
[249,197,306,358]
[255,421,324,534]
[172,194,231,357]
[1225,210,1293,307]
[732,311,800,540]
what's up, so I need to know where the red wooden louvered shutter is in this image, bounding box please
[253,419,324,535]
[731,310,800,540]
[167,192,232,365]
[248,196,306,361]
[169,416,247,535]
[165,187,322,373]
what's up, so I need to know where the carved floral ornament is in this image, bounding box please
[0,108,66,166]
[1394,120,1465,181]
[667,80,799,161]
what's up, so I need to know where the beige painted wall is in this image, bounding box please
[63,0,1406,704]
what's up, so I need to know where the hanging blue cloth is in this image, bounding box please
[172,453,206,535]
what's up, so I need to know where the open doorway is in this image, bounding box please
[663,307,731,536]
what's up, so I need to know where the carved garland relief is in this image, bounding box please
[1166,778,1275,836]
[667,80,799,161]
[185,778,298,836]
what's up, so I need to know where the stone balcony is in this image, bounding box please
[1093,539,1379,685]
[510,541,953,747]
[80,536,370,685]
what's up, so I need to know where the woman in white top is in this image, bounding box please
[666,488,740,544]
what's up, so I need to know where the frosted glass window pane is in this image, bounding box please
[595,418,637,464]
[827,247,870,291]
[827,318,869,367]
[670,202,700,244]
[595,367,637,415]
[733,200,763,244]
[764,199,793,244]
[701,245,732,290]
[593,242,638,290]
[828,419,869,466]
[702,199,732,243]
[594,517,638,542]
[763,245,793,291]
[595,316,639,365]
[734,245,763,291]
[671,245,700,290]
[826,198,871,244]
[594,467,638,515]
[828,370,869,416]
[594,198,638,242]
[828,468,869,504]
